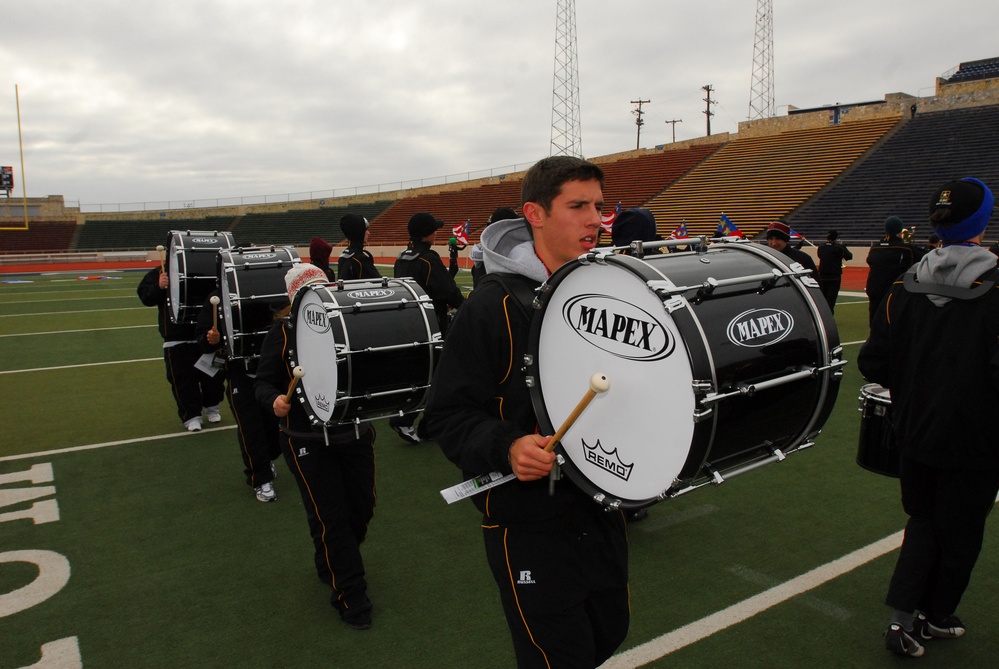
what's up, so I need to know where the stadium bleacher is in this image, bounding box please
[786,105,999,242]
[0,220,78,253]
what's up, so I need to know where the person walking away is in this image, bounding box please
[858,177,999,658]
[816,229,853,312]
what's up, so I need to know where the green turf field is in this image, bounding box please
[2,266,998,668]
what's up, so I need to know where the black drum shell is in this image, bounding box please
[856,383,900,478]
[528,242,842,509]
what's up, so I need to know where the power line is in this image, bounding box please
[630,99,650,150]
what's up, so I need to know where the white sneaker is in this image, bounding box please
[205,406,222,423]
[255,481,276,503]
[184,416,203,432]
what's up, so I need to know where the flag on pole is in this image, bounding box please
[669,221,689,239]
[716,213,743,238]
[452,219,470,247]
[601,202,621,235]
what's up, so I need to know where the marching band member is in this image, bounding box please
[859,177,999,658]
[425,157,629,669]
[254,263,377,631]
[337,214,381,280]
[137,264,225,431]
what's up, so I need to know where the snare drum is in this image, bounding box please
[527,241,843,510]
[218,246,300,361]
[168,230,235,324]
[289,277,442,426]
[857,383,899,477]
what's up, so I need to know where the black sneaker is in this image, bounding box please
[884,623,925,657]
[917,612,965,639]
[340,603,373,631]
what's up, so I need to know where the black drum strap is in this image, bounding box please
[902,267,999,301]
[479,273,538,321]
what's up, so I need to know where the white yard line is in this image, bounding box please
[0,358,161,375]
[0,324,155,338]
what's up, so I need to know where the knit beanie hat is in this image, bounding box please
[284,263,327,302]
[309,237,333,268]
[408,212,444,240]
[765,221,791,243]
[884,216,904,235]
[929,177,995,242]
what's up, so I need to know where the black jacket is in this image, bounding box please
[136,267,197,342]
[858,270,999,470]
[338,245,381,281]
[394,241,464,334]
[816,241,853,278]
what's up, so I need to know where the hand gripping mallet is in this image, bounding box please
[439,373,610,504]
[209,295,220,333]
[284,366,305,404]
[156,244,165,273]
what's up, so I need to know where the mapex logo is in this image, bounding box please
[302,304,331,333]
[583,439,634,481]
[239,253,277,260]
[346,288,395,300]
[726,308,794,347]
[191,238,220,245]
[561,294,673,361]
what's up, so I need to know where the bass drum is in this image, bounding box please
[856,383,899,477]
[527,241,844,510]
[290,277,442,426]
[168,230,235,324]
[218,246,300,361]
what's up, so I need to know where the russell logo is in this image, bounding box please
[582,439,634,481]
[726,308,794,347]
[302,304,331,334]
[561,294,673,361]
[346,288,395,300]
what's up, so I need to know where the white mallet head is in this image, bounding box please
[292,366,305,379]
[589,373,610,394]
[209,296,220,306]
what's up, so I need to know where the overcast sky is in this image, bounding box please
[1,1,996,209]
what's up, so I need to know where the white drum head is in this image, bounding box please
[535,259,696,504]
[294,287,340,424]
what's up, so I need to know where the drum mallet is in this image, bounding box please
[545,372,610,495]
[156,244,165,273]
[284,366,305,404]
[209,295,220,333]
[439,372,610,504]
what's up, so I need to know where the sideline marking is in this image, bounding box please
[601,531,904,668]
[0,358,161,375]
[0,307,147,318]
[0,425,236,463]
[0,324,154,338]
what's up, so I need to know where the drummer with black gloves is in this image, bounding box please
[254,263,378,631]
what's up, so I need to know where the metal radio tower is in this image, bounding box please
[550,0,582,157]
[748,0,775,120]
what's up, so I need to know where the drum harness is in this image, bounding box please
[901,266,999,300]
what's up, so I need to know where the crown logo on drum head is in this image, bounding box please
[302,304,331,334]
[582,439,634,481]
[561,294,674,361]
[726,308,794,347]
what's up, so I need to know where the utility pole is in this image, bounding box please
[664,118,682,143]
[702,85,717,136]
[631,99,650,150]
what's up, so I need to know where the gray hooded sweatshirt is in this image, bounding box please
[479,217,550,282]
[913,244,997,306]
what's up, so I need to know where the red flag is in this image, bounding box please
[601,202,621,235]
[452,220,470,246]
[669,221,689,239]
